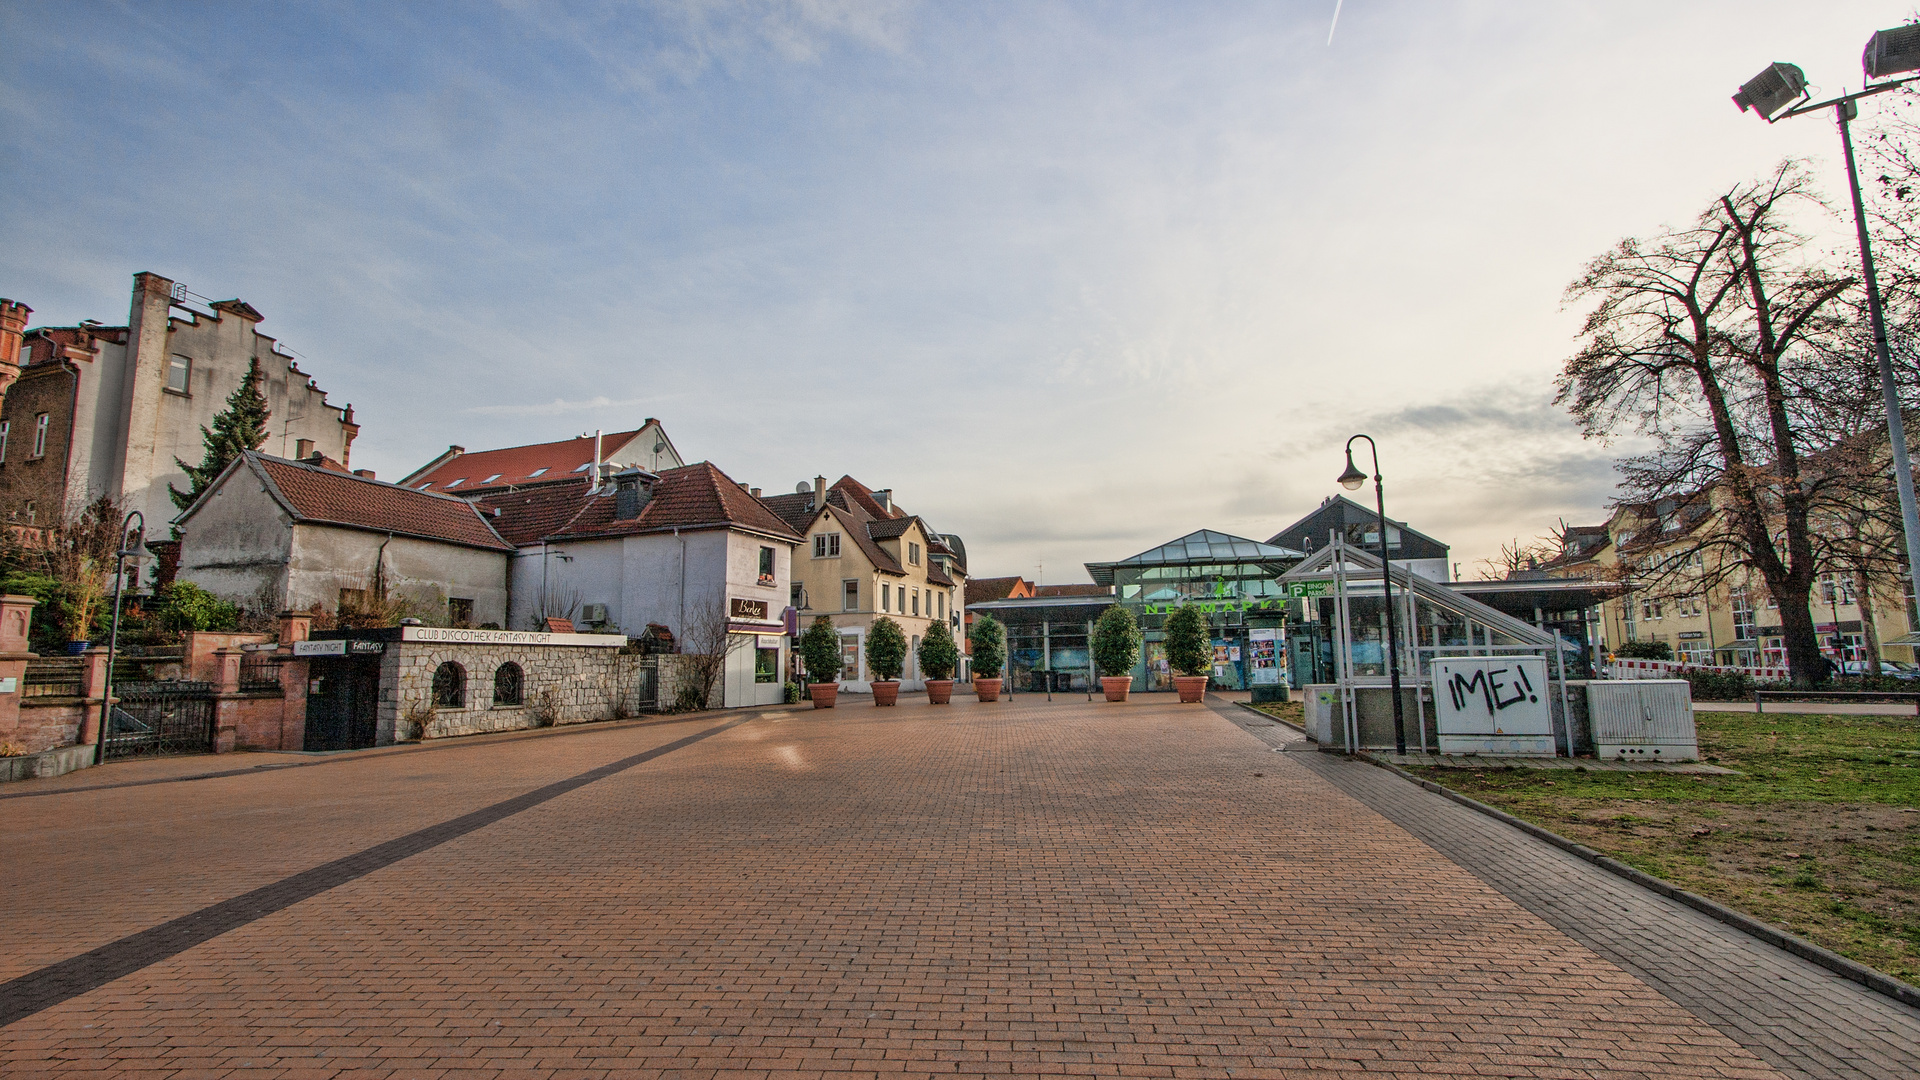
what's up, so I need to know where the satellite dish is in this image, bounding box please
[796,482,811,494]
[654,440,666,454]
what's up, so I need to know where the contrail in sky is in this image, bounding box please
[1328,0,1343,45]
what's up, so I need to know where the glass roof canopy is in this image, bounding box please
[1086,529,1304,586]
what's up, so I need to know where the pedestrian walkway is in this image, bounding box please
[1213,699,1920,1080]
[0,692,1897,1076]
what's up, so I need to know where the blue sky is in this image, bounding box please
[1,1,1908,580]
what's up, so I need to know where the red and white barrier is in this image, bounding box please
[1604,657,1791,681]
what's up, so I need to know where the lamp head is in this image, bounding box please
[1731,62,1807,120]
[1337,452,1366,491]
[1865,25,1920,80]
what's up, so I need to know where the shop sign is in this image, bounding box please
[294,640,347,657]
[1141,598,1279,617]
[1678,631,1705,640]
[1285,581,1332,598]
[756,634,782,648]
[398,626,625,648]
[730,597,769,621]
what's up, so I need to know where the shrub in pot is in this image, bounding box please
[866,616,907,705]
[1091,604,1141,702]
[918,620,959,704]
[1163,604,1212,703]
[970,614,1006,702]
[798,615,843,709]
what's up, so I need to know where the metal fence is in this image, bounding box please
[102,681,215,759]
[239,652,286,693]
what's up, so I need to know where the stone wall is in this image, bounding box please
[381,642,656,742]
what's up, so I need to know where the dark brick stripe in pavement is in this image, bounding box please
[1209,699,1920,1080]
[0,714,749,1030]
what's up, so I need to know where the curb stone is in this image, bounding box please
[1227,699,1920,1011]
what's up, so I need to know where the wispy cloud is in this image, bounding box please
[465,396,662,417]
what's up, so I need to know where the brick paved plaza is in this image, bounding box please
[2,693,1915,1078]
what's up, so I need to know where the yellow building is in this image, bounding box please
[758,476,967,689]
[1548,494,1915,671]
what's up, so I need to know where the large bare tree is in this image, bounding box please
[1557,163,1874,685]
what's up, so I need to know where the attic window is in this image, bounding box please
[445,478,465,489]
[528,468,547,478]
[483,474,501,483]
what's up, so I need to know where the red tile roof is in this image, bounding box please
[1032,583,1114,598]
[545,462,802,543]
[474,477,596,546]
[757,490,817,534]
[406,429,650,493]
[233,453,513,552]
[966,577,1033,604]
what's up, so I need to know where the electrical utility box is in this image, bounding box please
[1586,680,1697,761]
[1431,657,1556,756]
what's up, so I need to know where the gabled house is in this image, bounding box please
[401,422,683,497]
[174,452,513,625]
[759,475,968,690]
[1267,495,1451,582]
[498,461,801,707]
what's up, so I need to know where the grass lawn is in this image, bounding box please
[1387,710,1920,984]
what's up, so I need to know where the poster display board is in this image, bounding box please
[1249,627,1283,686]
[1431,656,1556,756]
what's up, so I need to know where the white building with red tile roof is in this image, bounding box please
[398,421,682,496]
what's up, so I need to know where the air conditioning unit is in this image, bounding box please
[1586,680,1697,761]
[581,603,609,624]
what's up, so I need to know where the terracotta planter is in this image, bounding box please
[925,679,954,704]
[808,682,839,709]
[872,680,900,706]
[974,677,1002,702]
[1172,675,1208,703]
[1100,676,1132,702]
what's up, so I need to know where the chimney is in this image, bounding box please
[876,488,893,513]
[750,487,761,498]
[354,469,376,479]
[813,475,826,508]
[614,468,658,520]
[592,429,603,492]
[0,299,30,403]
[295,438,314,460]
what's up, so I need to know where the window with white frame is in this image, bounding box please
[814,533,841,558]
[31,413,48,458]
[881,583,890,612]
[1820,575,1858,606]
[166,354,191,394]
[911,589,919,617]
[0,419,9,463]
[842,579,858,611]
[908,541,920,566]
[1731,587,1755,640]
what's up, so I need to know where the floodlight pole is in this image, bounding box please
[1343,434,1406,755]
[1771,78,1920,628]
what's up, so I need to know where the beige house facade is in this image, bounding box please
[759,476,967,690]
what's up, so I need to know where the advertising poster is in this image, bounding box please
[1248,627,1280,685]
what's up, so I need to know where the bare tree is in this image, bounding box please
[677,595,749,710]
[530,583,582,631]
[1557,162,1873,685]
[1475,536,1558,581]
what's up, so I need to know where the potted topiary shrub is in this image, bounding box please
[970,614,1006,701]
[1163,604,1212,703]
[865,616,907,706]
[1091,604,1141,702]
[798,615,842,709]
[918,620,959,704]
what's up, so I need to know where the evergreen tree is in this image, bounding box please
[170,358,271,512]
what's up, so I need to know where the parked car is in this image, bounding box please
[1839,659,1920,680]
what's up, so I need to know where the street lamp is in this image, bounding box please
[1736,27,1920,638]
[1338,434,1406,755]
[95,509,144,765]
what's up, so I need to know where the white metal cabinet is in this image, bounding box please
[1586,680,1697,761]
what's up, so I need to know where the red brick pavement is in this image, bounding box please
[1,695,1782,1078]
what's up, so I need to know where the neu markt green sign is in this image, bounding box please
[1284,581,1332,599]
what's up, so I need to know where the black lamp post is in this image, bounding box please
[1338,435,1406,755]
[94,510,144,766]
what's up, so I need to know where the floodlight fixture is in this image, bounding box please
[1732,62,1807,120]
[1864,25,1920,79]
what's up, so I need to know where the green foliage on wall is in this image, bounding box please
[1614,640,1673,661]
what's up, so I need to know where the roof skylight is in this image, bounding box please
[483,474,502,483]
[528,468,547,477]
